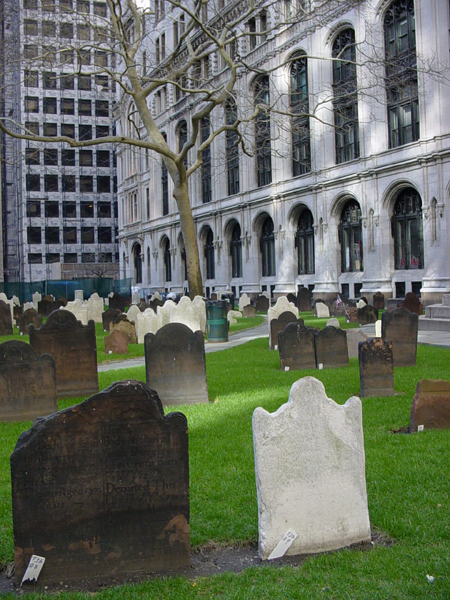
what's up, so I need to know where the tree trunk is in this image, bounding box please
[174,175,203,299]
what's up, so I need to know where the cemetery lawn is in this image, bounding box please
[0,339,449,598]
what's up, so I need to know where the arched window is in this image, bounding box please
[225,100,240,196]
[204,229,215,279]
[339,200,363,272]
[134,243,142,283]
[147,247,151,283]
[254,76,272,187]
[332,29,359,164]
[230,223,242,278]
[392,188,423,269]
[384,0,419,147]
[161,132,168,215]
[163,238,172,281]
[260,217,275,277]
[290,53,311,176]
[295,209,314,274]
[177,120,188,170]
[201,116,212,203]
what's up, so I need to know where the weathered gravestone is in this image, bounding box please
[278,322,317,371]
[38,296,54,317]
[18,308,43,335]
[287,293,297,305]
[373,292,385,310]
[314,302,330,319]
[243,304,256,318]
[346,307,359,323]
[145,323,208,405]
[104,329,129,354]
[150,297,164,312]
[401,292,423,315]
[11,380,190,586]
[270,312,301,350]
[358,338,394,398]
[0,300,13,335]
[255,295,270,312]
[110,314,136,344]
[126,304,141,324]
[13,305,23,322]
[29,310,98,397]
[326,318,340,329]
[410,379,450,432]
[297,287,312,312]
[138,301,151,312]
[253,376,371,559]
[315,326,349,369]
[346,329,368,359]
[381,307,418,367]
[109,292,126,313]
[238,293,251,313]
[136,310,159,344]
[0,340,57,422]
[102,307,121,332]
[357,305,379,326]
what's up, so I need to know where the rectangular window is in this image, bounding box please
[23,0,38,8]
[28,253,42,264]
[98,252,112,262]
[64,253,78,263]
[98,227,112,243]
[45,200,59,217]
[27,200,41,217]
[77,24,90,40]
[97,201,111,218]
[46,253,60,263]
[42,21,56,36]
[79,124,92,140]
[27,227,41,244]
[80,150,93,166]
[25,96,39,113]
[96,125,109,138]
[44,175,58,192]
[77,0,90,12]
[81,227,95,243]
[94,1,107,15]
[61,124,75,138]
[95,75,109,90]
[60,0,73,12]
[44,148,58,165]
[25,121,39,135]
[78,50,91,66]
[78,75,91,91]
[78,99,92,116]
[97,150,110,167]
[43,97,57,114]
[80,202,94,218]
[97,176,110,193]
[25,148,40,165]
[63,226,77,243]
[61,98,75,114]
[24,45,38,59]
[62,175,76,192]
[61,149,75,166]
[61,74,75,90]
[80,176,93,192]
[82,252,95,263]
[45,226,59,244]
[42,0,55,11]
[24,19,38,36]
[94,50,107,67]
[63,201,77,218]
[95,100,109,117]
[24,70,39,87]
[60,49,74,64]
[26,174,40,191]
[43,123,57,137]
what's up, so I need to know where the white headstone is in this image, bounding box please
[315,302,330,319]
[86,293,104,324]
[261,291,270,299]
[0,294,15,322]
[192,296,207,334]
[346,329,368,359]
[132,290,141,304]
[11,295,20,306]
[126,305,141,324]
[152,291,163,301]
[356,299,367,309]
[227,309,242,324]
[375,319,382,338]
[136,309,159,344]
[74,290,84,301]
[326,318,340,329]
[32,292,42,310]
[156,299,176,328]
[253,376,371,560]
[268,297,299,325]
[171,296,201,332]
[23,301,34,311]
[63,300,88,325]
[239,293,251,313]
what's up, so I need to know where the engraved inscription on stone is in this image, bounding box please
[381,307,418,367]
[297,288,312,312]
[29,310,98,397]
[269,312,300,351]
[278,322,317,371]
[410,379,450,432]
[102,308,121,332]
[11,380,190,586]
[358,338,394,398]
[18,308,43,335]
[0,340,57,422]
[314,326,349,369]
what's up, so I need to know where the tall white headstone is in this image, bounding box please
[253,376,371,559]
[171,297,201,333]
[315,302,330,319]
[126,305,141,324]
[238,293,251,313]
[192,296,207,334]
[268,297,298,325]
[136,309,159,344]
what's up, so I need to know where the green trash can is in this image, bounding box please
[206,300,228,342]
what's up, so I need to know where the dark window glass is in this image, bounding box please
[204,229,215,279]
[27,200,41,217]
[81,202,94,217]
[260,217,275,276]
[24,45,38,59]
[77,25,89,40]
[97,150,110,167]
[44,148,58,165]
[78,74,91,90]
[25,121,39,135]
[254,76,272,187]
[45,226,59,243]
[225,101,239,196]
[61,124,75,138]
[42,0,55,11]
[78,49,91,65]
[63,201,77,218]
[23,0,38,9]
[97,202,111,218]
[77,0,90,12]
[98,227,112,243]
[80,176,93,192]
[28,253,42,263]
[94,1,107,15]
[42,20,56,36]
[295,209,315,274]
[98,252,112,262]
[46,252,60,263]
[230,223,242,278]
[95,74,109,90]
[392,188,423,269]
[27,227,41,244]
[25,96,39,113]
[95,100,109,116]
[26,174,40,191]
[63,226,77,243]
[78,99,91,116]
[44,175,58,192]
[24,18,38,35]
[25,148,40,165]
[45,201,59,217]
[60,0,73,13]
[61,149,75,166]
[201,116,212,203]
[43,123,57,137]
[60,22,74,37]
[43,97,57,114]
[64,253,77,263]
[61,98,74,114]
[80,150,93,166]
[164,239,172,281]
[24,70,39,87]
[43,71,57,89]
[291,53,311,175]
[96,125,109,138]
[161,132,169,215]
[62,175,76,192]
[79,124,92,140]
[97,176,110,193]
[81,226,95,243]
[339,200,363,272]
[61,74,74,90]
[82,252,95,263]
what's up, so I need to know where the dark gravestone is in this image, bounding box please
[0,340,57,422]
[287,293,297,305]
[210,293,218,301]
[410,379,450,432]
[11,380,190,587]
[278,322,317,371]
[138,301,151,312]
[401,292,423,315]
[109,292,126,313]
[110,314,136,344]
[150,298,164,311]
[104,329,128,354]
[255,295,270,312]
[270,312,300,350]
[145,323,208,406]
[373,292,385,310]
[29,310,98,397]
[346,307,358,323]
[0,300,13,335]
[357,305,379,326]
[13,305,23,322]
[38,296,54,317]
[243,304,256,318]
[49,299,66,314]
[381,307,418,367]
[297,288,312,312]
[102,307,121,332]
[358,338,394,398]
[18,308,43,335]
[315,326,349,369]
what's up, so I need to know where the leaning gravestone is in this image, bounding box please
[11,380,190,587]
[29,310,98,397]
[243,304,256,318]
[358,338,394,398]
[278,322,317,371]
[314,302,330,319]
[373,291,385,310]
[104,329,128,355]
[145,323,208,405]
[381,307,418,367]
[297,288,312,312]
[110,314,136,344]
[357,305,378,326]
[255,295,270,312]
[0,340,57,422]
[102,307,121,332]
[0,300,13,335]
[315,326,349,369]
[410,379,450,432]
[253,376,371,559]
[18,308,43,335]
[270,312,301,350]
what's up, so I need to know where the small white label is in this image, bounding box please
[20,332,23,336]
[346,319,349,323]
[284,366,289,371]
[268,529,298,560]
[274,345,278,350]
[319,363,323,370]
[108,350,112,354]
[21,555,45,585]
[417,425,424,432]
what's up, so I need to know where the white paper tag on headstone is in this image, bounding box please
[318,363,323,370]
[417,425,424,432]
[108,350,112,354]
[285,366,289,371]
[274,345,278,350]
[21,555,45,585]
[268,529,298,560]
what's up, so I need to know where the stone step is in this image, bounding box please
[419,315,450,331]
[425,305,450,319]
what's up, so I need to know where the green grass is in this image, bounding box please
[1,340,450,598]
[228,315,264,333]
